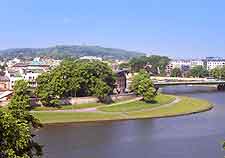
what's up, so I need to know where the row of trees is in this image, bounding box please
[119,55,170,76]
[210,66,225,79]
[171,65,209,78]
[0,80,42,157]
[171,65,225,79]
[35,59,116,106]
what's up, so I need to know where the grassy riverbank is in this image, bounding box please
[99,94,175,112]
[31,94,213,124]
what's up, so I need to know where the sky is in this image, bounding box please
[1,0,225,58]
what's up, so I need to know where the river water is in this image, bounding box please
[36,86,225,158]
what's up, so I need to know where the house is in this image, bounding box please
[5,70,24,90]
[0,76,10,91]
[5,59,51,89]
[115,70,128,94]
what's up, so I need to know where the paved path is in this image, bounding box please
[31,97,142,113]
[31,96,181,114]
[131,96,181,113]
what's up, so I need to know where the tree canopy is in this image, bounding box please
[36,59,116,106]
[210,66,225,79]
[130,70,156,102]
[0,80,42,158]
[190,66,209,78]
[171,68,182,77]
[129,55,170,75]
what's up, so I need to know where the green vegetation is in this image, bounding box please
[130,70,156,102]
[99,94,175,112]
[0,80,42,157]
[33,103,103,111]
[127,97,212,118]
[33,112,122,124]
[36,59,115,106]
[190,65,209,78]
[0,45,145,60]
[129,55,170,75]
[210,66,225,79]
[171,67,182,77]
[31,95,212,124]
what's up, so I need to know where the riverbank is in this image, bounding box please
[32,94,213,124]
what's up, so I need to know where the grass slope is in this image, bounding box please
[31,95,213,124]
[127,97,212,118]
[99,94,175,112]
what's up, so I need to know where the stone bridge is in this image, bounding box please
[153,80,225,91]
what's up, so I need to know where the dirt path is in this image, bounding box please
[31,96,181,114]
[31,97,143,113]
[130,96,181,113]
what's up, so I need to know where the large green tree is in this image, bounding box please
[190,66,209,78]
[210,66,225,79]
[129,55,170,75]
[131,70,156,102]
[36,59,116,106]
[171,67,182,77]
[0,80,42,157]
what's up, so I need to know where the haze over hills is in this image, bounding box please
[0,45,145,60]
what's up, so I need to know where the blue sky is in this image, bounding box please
[1,0,225,58]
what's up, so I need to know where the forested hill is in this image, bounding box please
[0,45,145,60]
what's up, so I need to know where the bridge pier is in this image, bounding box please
[217,84,225,91]
[154,85,160,95]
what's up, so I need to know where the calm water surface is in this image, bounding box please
[36,86,225,158]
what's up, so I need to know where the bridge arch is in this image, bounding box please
[217,84,225,91]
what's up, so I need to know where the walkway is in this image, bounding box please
[31,96,181,114]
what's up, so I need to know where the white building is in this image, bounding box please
[206,59,225,70]
[190,60,204,67]
[5,60,50,90]
[80,56,102,61]
[166,59,204,75]
[5,70,24,90]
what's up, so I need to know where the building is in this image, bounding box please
[5,60,50,90]
[0,76,10,91]
[166,59,204,75]
[80,56,102,61]
[115,70,128,94]
[166,59,191,75]
[5,70,24,90]
[205,58,225,71]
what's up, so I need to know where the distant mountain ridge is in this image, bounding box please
[0,45,145,60]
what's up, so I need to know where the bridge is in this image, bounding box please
[153,80,225,91]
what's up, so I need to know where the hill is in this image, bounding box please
[0,45,145,60]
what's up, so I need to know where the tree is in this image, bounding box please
[131,70,156,102]
[0,80,42,157]
[210,66,225,79]
[171,68,182,77]
[129,55,170,75]
[190,66,209,78]
[118,62,130,70]
[36,59,116,106]
[91,79,112,102]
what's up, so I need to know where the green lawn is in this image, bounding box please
[32,112,123,124]
[99,94,175,112]
[32,96,212,124]
[127,97,212,118]
[32,103,104,111]
[1,94,213,124]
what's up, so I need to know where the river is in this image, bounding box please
[36,86,225,158]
